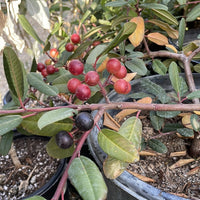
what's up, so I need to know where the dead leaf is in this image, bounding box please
[186,166,200,175]
[178,112,192,117]
[194,111,200,115]
[103,112,120,131]
[169,158,195,169]
[97,57,109,72]
[111,72,137,83]
[165,44,177,53]
[115,97,152,122]
[128,16,145,47]
[182,114,193,129]
[139,150,158,156]
[127,170,156,183]
[170,151,187,157]
[170,193,189,198]
[147,32,169,46]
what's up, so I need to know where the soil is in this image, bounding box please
[0,136,62,200]
[117,113,200,199]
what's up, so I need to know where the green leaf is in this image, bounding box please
[0,115,22,136]
[105,1,128,7]
[100,22,137,57]
[150,111,164,131]
[25,196,46,200]
[186,4,200,22]
[178,18,186,50]
[20,113,73,137]
[148,139,168,153]
[128,92,155,99]
[0,131,13,156]
[156,110,180,118]
[152,59,167,75]
[177,128,194,138]
[98,129,139,163]
[190,114,200,132]
[49,3,70,12]
[169,62,181,95]
[103,156,128,179]
[177,0,186,5]
[55,50,71,67]
[27,73,59,96]
[30,57,37,72]
[46,136,75,159]
[125,58,147,76]
[69,40,93,60]
[179,76,188,97]
[68,156,108,200]
[83,26,103,40]
[3,47,27,100]
[152,9,178,26]
[140,3,168,10]
[162,123,184,132]
[18,14,44,44]
[187,90,200,99]
[118,116,142,150]
[193,64,200,73]
[38,108,77,129]
[140,79,171,103]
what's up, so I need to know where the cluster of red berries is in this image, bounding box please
[106,58,131,94]
[65,33,81,52]
[66,59,100,101]
[37,49,59,77]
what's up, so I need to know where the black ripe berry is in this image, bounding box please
[75,112,94,131]
[55,131,73,149]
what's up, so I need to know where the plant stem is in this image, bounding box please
[51,108,105,200]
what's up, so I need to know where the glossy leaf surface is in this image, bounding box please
[98,129,139,162]
[68,156,107,200]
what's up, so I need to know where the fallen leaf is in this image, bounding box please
[139,150,158,156]
[115,97,152,122]
[169,158,195,169]
[170,193,189,198]
[103,112,120,131]
[186,166,200,175]
[127,170,156,183]
[194,111,200,115]
[170,151,187,157]
[178,112,192,117]
[147,32,169,46]
[128,16,145,47]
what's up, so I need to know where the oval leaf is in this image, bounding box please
[152,9,178,25]
[103,156,128,179]
[125,58,147,75]
[182,114,193,129]
[68,156,108,200]
[156,110,180,118]
[118,116,142,150]
[27,72,59,96]
[178,18,186,50]
[177,128,194,138]
[21,113,73,136]
[186,4,200,22]
[38,108,77,129]
[0,115,22,136]
[0,131,13,156]
[152,59,167,75]
[3,47,26,99]
[128,16,145,47]
[190,114,200,132]
[147,32,169,46]
[187,90,200,100]
[46,135,75,159]
[98,129,139,162]
[148,139,168,153]
[150,111,164,131]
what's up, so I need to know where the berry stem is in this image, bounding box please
[51,108,105,200]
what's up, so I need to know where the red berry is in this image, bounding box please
[55,68,59,72]
[71,33,81,44]
[114,79,130,94]
[106,58,121,74]
[75,84,91,101]
[113,65,127,79]
[124,82,131,94]
[85,71,100,86]
[67,78,82,94]
[92,41,101,47]
[37,63,46,72]
[65,43,75,52]
[49,48,59,58]
[41,68,48,78]
[46,65,55,74]
[68,60,84,75]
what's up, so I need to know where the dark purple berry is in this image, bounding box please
[75,112,94,131]
[55,131,73,149]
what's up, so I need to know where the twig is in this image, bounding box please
[9,143,22,168]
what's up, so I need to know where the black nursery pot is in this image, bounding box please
[87,74,200,200]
